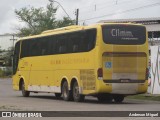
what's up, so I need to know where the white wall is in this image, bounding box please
[148,46,160,94]
[0,35,18,50]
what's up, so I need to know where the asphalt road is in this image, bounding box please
[0,78,160,120]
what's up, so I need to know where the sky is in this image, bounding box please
[0,0,160,34]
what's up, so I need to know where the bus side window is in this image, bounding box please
[41,48,46,55]
[79,32,87,52]
[13,41,20,74]
[58,34,67,54]
[59,45,66,53]
[21,40,29,58]
[55,35,66,54]
[86,30,94,51]
[66,33,73,53]
[70,32,80,53]
[73,44,78,52]
[84,29,97,51]
[31,40,41,56]
[50,36,56,54]
[40,38,49,55]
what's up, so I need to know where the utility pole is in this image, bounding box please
[10,35,17,49]
[10,35,17,68]
[116,0,118,4]
[75,9,79,25]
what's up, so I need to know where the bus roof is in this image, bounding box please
[19,23,145,41]
[41,25,83,34]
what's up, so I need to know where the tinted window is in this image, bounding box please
[13,41,20,74]
[20,28,97,58]
[39,37,50,55]
[68,29,96,53]
[102,25,146,45]
[55,34,68,54]
[21,40,29,58]
[50,28,96,54]
[30,39,41,56]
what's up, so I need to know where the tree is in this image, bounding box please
[3,47,14,66]
[0,47,13,66]
[15,2,75,36]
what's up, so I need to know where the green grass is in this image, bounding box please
[127,94,160,101]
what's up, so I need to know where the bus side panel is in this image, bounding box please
[27,56,53,92]
[94,27,113,94]
[12,75,20,90]
[52,51,97,95]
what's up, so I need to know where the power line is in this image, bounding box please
[80,0,143,13]
[79,2,160,22]
[80,0,152,14]
[79,0,115,10]
[92,0,150,12]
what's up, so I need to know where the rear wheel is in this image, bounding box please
[55,93,61,98]
[73,82,84,102]
[62,81,73,101]
[21,81,30,97]
[113,95,124,103]
[97,94,113,103]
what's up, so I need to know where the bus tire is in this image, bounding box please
[21,80,30,97]
[62,81,73,101]
[97,94,113,103]
[55,93,61,98]
[113,95,124,103]
[73,82,84,102]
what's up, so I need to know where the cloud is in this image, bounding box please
[0,0,160,34]
[0,0,48,34]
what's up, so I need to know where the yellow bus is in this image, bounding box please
[12,23,149,103]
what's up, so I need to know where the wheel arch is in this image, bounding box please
[70,77,78,90]
[70,76,82,94]
[18,76,25,90]
[61,77,69,90]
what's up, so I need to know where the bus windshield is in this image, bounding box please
[102,24,146,45]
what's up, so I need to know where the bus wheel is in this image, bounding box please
[113,95,124,103]
[73,82,84,102]
[55,93,61,98]
[97,94,113,103]
[21,81,30,97]
[62,81,72,101]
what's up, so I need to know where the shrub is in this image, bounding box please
[0,67,12,77]
[0,69,4,77]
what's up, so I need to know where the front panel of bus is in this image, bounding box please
[98,24,148,95]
